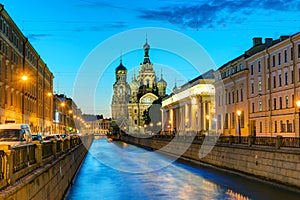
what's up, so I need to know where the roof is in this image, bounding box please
[116,62,127,71]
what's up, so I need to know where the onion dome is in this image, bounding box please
[157,77,167,87]
[129,77,139,90]
[116,58,127,73]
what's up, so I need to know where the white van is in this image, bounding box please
[0,124,32,142]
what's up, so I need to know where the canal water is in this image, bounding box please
[65,138,299,200]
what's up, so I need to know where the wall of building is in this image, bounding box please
[121,135,300,189]
[0,140,90,200]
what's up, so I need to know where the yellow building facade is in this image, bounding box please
[0,5,54,133]
[216,33,300,137]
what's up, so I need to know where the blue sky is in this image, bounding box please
[2,0,300,117]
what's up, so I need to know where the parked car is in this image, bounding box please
[32,133,43,141]
[0,124,32,143]
[44,134,64,141]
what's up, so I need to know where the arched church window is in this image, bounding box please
[146,80,150,88]
[120,86,123,94]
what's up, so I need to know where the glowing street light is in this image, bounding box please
[236,110,242,143]
[21,75,28,81]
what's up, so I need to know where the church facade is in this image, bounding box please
[111,39,167,132]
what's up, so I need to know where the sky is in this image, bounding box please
[1,0,300,117]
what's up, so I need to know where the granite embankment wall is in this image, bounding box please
[0,136,93,200]
[121,135,300,189]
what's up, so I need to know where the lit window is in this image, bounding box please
[259,101,262,111]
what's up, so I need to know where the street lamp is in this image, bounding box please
[236,110,242,143]
[296,100,300,138]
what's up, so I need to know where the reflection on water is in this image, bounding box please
[65,139,299,200]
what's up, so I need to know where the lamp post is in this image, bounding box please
[296,101,300,138]
[236,110,242,143]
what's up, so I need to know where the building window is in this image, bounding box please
[250,65,254,75]
[284,50,288,63]
[285,96,289,108]
[241,111,245,128]
[268,99,270,111]
[280,121,286,132]
[251,83,254,94]
[272,55,275,67]
[228,93,231,104]
[5,63,8,79]
[224,113,228,129]
[279,74,282,87]
[285,72,288,85]
[298,44,300,58]
[274,121,277,133]
[278,53,281,65]
[259,101,262,112]
[273,75,276,88]
[236,90,239,102]
[232,91,234,103]
[267,76,270,90]
[292,94,294,107]
[239,64,243,70]
[259,121,262,133]
[258,61,261,72]
[231,112,235,129]
[291,47,294,60]
[225,93,227,105]
[291,70,294,84]
[287,120,292,132]
[273,98,276,110]
[279,97,282,109]
[258,81,262,92]
[217,115,221,130]
[240,89,243,102]
[252,102,255,113]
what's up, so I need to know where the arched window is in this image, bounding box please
[146,80,150,88]
[120,86,123,94]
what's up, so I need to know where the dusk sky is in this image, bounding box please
[2,0,300,117]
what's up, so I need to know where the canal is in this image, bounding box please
[65,138,299,200]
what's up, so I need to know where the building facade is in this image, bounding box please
[0,5,54,133]
[215,33,300,137]
[111,39,167,132]
[161,70,215,135]
[53,94,77,134]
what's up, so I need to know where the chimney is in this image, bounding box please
[253,37,262,46]
[280,36,289,41]
[265,38,273,47]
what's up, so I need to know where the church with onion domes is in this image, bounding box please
[111,39,167,132]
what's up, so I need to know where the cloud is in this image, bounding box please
[27,34,52,40]
[138,0,300,29]
[72,22,128,32]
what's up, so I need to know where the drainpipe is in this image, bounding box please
[22,37,28,123]
[290,36,297,137]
